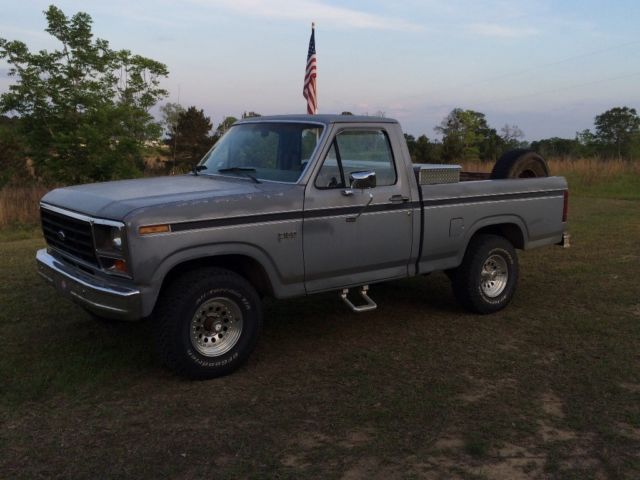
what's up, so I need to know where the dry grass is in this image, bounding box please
[1,157,638,228]
[0,184,50,227]
[548,157,640,182]
[461,156,640,176]
[461,157,640,200]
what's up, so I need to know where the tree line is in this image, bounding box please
[1,5,639,187]
[404,106,640,164]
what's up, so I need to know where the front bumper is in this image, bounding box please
[36,249,143,320]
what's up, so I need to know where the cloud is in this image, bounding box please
[467,22,539,38]
[0,25,51,41]
[193,0,423,31]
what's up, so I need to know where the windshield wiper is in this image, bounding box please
[217,167,261,184]
[192,165,207,176]
[218,167,256,173]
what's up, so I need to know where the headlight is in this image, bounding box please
[93,224,130,276]
[111,230,123,250]
[94,225,124,253]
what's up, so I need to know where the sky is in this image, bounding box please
[1,0,639,140]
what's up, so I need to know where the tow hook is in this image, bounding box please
[340,285,378,313]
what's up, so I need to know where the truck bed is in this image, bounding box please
[415,175,567,274]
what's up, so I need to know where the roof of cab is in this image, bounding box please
[235,114,398,125]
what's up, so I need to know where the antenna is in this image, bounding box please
[172,83,181,174]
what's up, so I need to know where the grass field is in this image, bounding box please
[1,178,639,478]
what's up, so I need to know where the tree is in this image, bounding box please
[405,133,440,163]
[161,102,185,138]
[0,116,30,185]
[593,106,640,159]
[160,102,185,170]
[414,135,433,163]
[0,5,168,183]
[168,106,214,170]
[530,137,580,158]
[404,134,417,160]
[215,116,238,138]
[340,111,354,116]
[500,124,526,149]
[435,108,501,162]
[241,111,261,119]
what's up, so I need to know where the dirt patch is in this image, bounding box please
[473,458,544,480]
[297,431,332,450]
[616,422,640,440]
[620,382,640,393]
[539,423,577,442]
[434,434,465,450]
[459,375,517,403]
[464,443,546,480]
[340,457,380,480]
[281,453,311,469]
[540,392,564,418]
[338,428,374,449]
[536,351,558,366]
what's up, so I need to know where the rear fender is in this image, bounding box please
[458,215,528,263]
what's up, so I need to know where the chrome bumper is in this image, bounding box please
[36,249,142,320]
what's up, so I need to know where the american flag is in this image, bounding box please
[303,23,317,114]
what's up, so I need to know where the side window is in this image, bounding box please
[314,141,344,188]
[315,129,396,189]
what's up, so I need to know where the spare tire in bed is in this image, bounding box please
[490,149,549,179]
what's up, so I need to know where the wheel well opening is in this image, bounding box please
[161,255,274,298]
[473,223,525,249]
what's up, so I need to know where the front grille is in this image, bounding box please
[41,207,98,267]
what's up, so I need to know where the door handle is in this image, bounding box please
[346,193,374,223]
[389,194,410,203]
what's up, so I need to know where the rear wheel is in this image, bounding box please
[491,149,549,179]
[155,267,263,379]
[450,234,519,314]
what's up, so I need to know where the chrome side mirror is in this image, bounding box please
[349,170,376,189]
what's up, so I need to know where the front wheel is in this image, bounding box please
[155,267,263,379]
[450,234,519,314]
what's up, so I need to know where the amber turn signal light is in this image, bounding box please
[113,259,128,273]
[139,224,171,235]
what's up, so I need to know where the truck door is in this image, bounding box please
[303,126,413,292]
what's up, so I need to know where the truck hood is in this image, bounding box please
[41,175,268,220]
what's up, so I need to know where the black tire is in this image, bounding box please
[450,234,519,314]
[155,267,263,380]
[491,149,549,179]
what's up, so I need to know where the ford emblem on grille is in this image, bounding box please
[57,230,66,241]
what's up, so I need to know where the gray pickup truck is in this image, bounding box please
[36,115,569,378]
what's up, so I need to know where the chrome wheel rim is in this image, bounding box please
[480,254,509,297]
[190,297,243,357]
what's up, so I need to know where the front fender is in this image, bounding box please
[138,242,303,317]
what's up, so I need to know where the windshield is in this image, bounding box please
[199,122,324,183]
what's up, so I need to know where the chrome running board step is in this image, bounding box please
[340,285,377,313]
